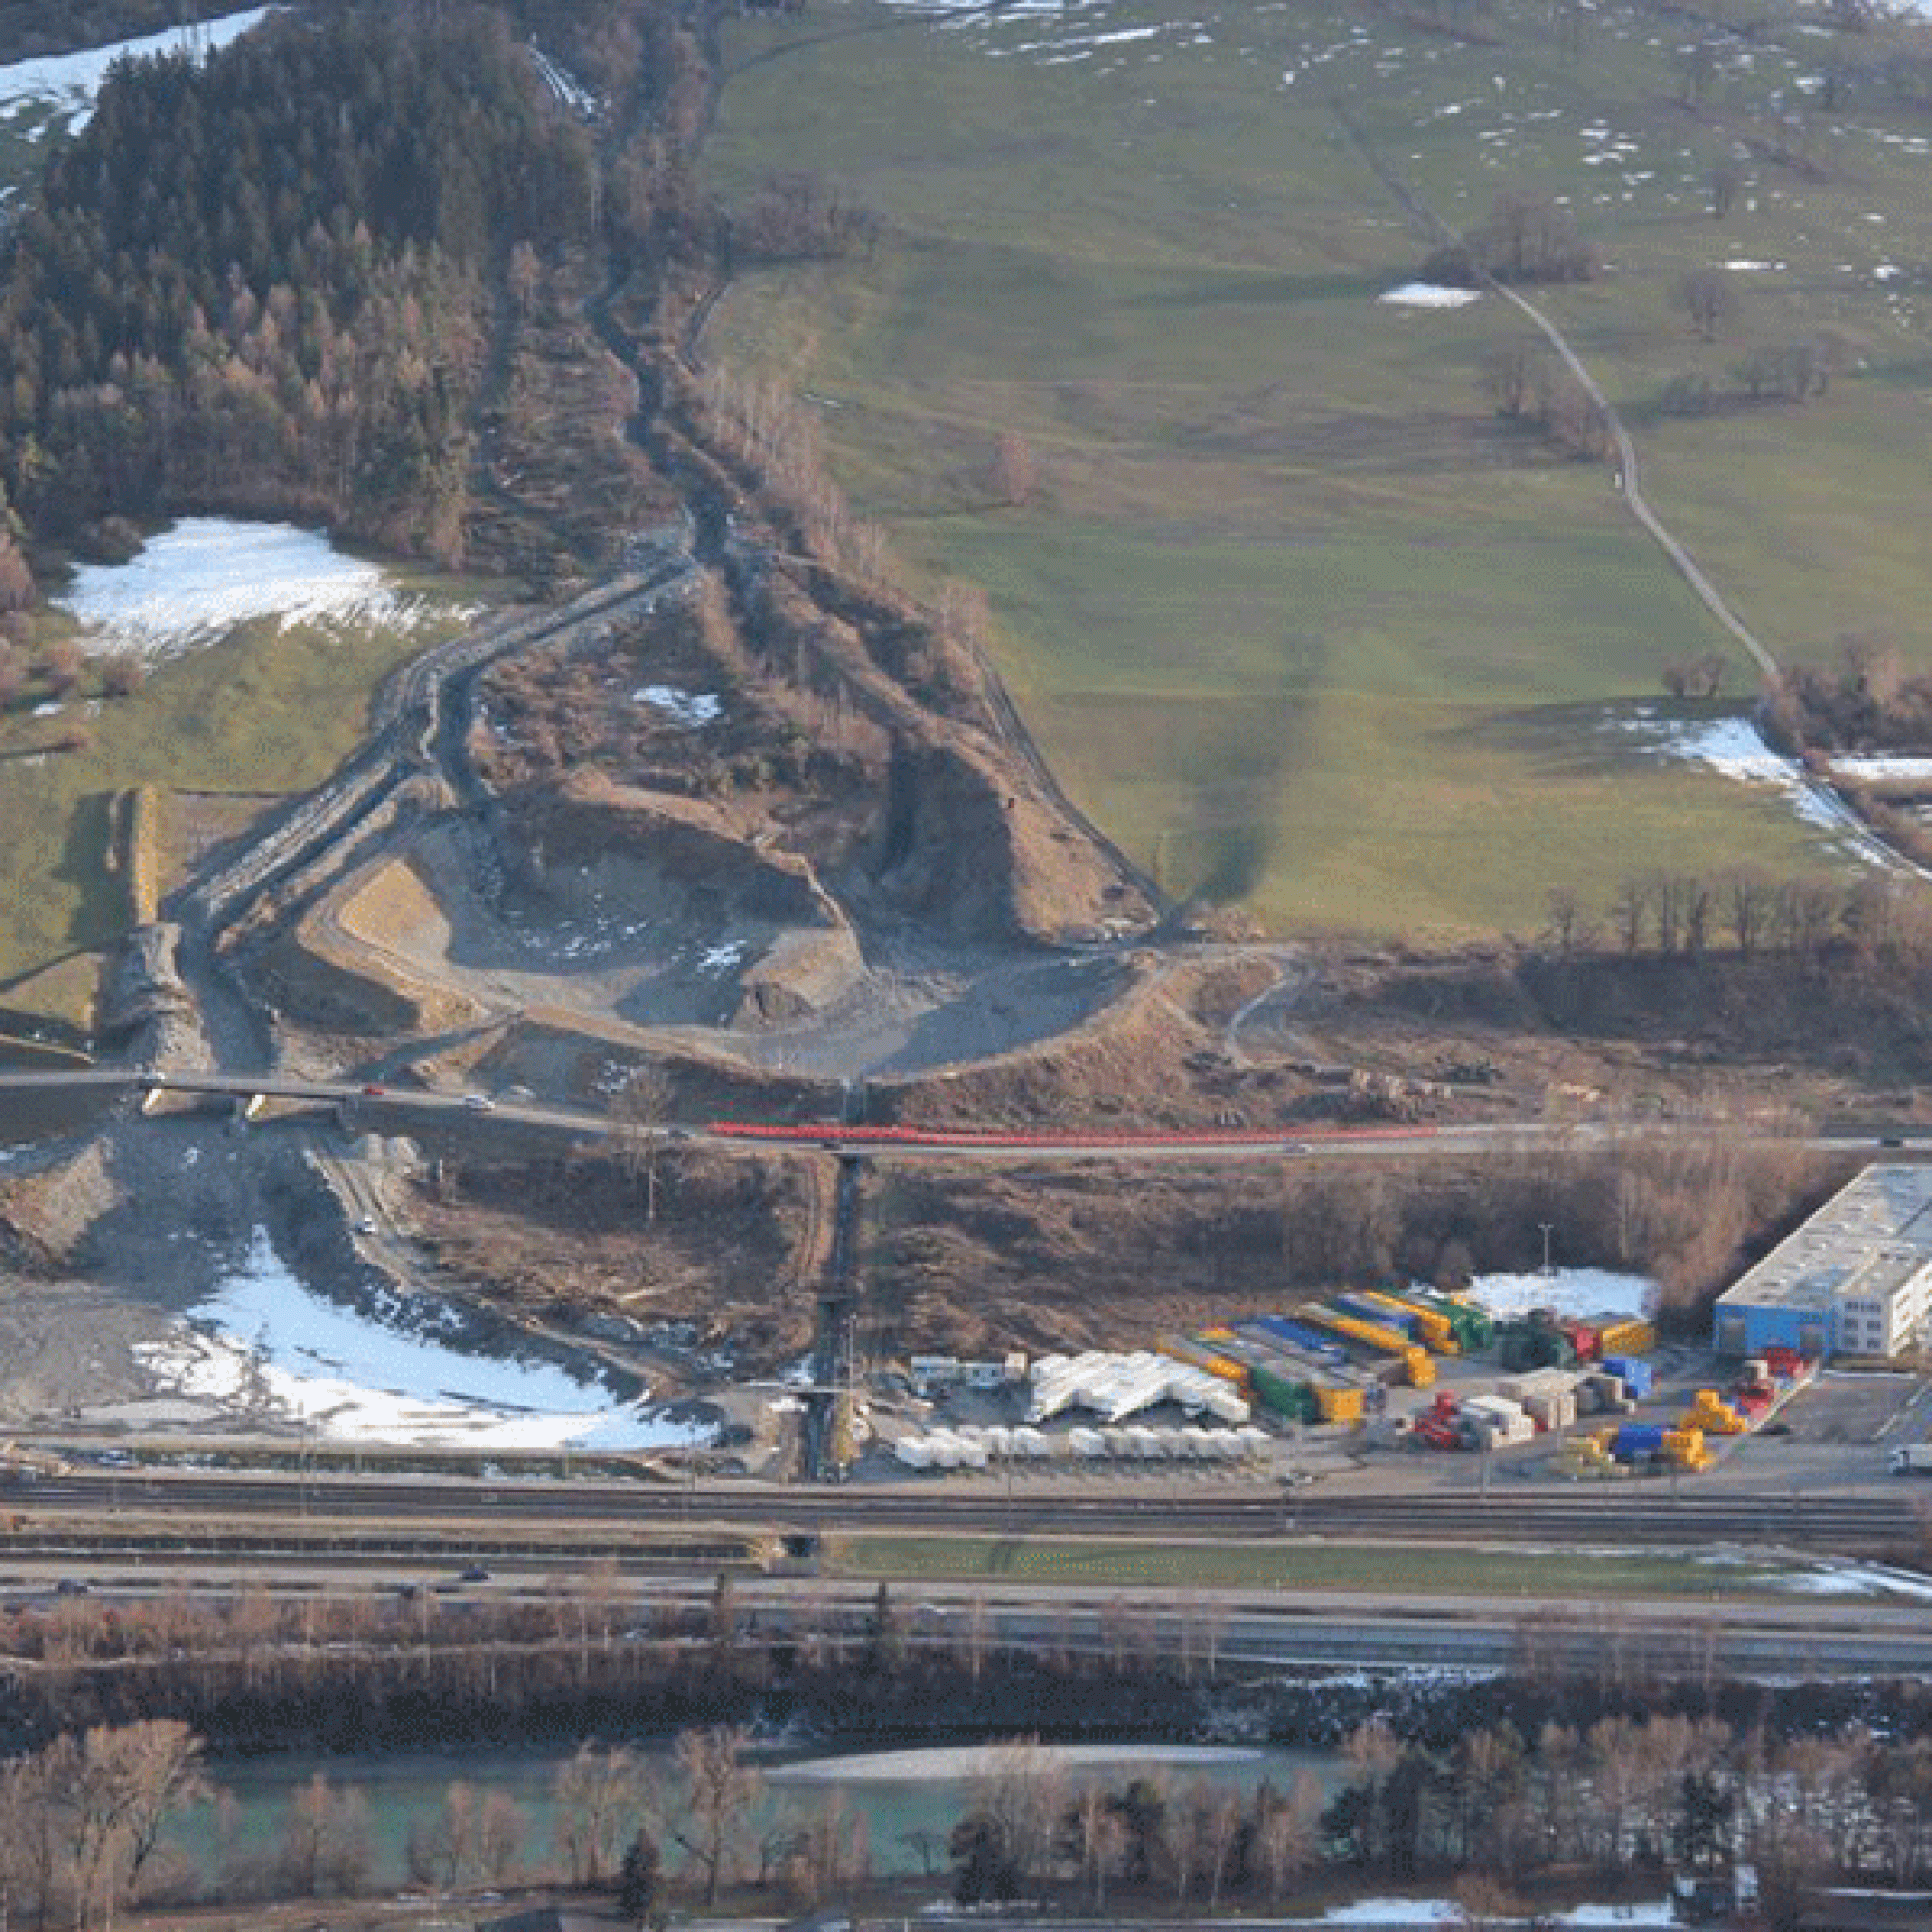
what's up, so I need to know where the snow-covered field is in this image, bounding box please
[135,1229,710,1450]
[0,8,271,137]
[1461,1266,1654,1322]
[1611,709,1902,867]
[56,517,459,659]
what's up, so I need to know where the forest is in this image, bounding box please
[0,0,697,578]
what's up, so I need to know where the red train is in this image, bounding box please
[702,1121,1439,1151]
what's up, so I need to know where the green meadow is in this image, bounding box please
[0,582,476,1028]
[705,0,1932,934]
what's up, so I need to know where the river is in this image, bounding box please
[179,1739,1336,1889]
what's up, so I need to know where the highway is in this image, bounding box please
[0,1550,1927,1680]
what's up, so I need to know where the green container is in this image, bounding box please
[1250,1364,1317,1424]
[1406,1288,1495,1351]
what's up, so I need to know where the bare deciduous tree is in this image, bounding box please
[611,1065,672,1226]
[1678,266,1737,342]
[554,1744,649,1887]
[674,1726,762,1907]
[1480,340,1546,419]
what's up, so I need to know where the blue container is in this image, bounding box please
[1253,1316,1345,1362]
[1603,1356,1654,1398]
[1614,1423,1665,1458]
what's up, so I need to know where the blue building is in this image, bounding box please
[1712,1165,1932,1361]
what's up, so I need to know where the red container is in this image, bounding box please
[1560,1321,1601,1362]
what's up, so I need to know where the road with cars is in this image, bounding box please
[5,1516,1931,1679]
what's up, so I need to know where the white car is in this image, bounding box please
[463,1095,496,1113]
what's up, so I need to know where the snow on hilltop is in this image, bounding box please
[0,8,273,137]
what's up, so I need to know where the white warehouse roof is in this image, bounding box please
[1716,1165,1932,1315]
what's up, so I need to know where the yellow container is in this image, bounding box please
[1598,1320,1658,1356]
[1363,1291,1459,1356]
[1297,1304,1421,1367]
[1159,1336,1249,1388]
[1314,1382,1367,1424]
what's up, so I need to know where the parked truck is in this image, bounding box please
[1891,1443,1932,1475]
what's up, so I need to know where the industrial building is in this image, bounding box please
[1712,1165,1932,1361]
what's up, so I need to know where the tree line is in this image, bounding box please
[1316,1708,1932,1932]
[1543,869,1932,968]
[6,1578,1932,1923]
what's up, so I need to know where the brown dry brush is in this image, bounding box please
[1274,1131,1831,1325]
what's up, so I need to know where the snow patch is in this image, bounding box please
[57,518,457,659]
[1296,1904,1674,1928]
[526,44,597,118]
[1617,713,1882,852]
[1461,1266,1655,1322]
[1781,1561,1932,1603]
[1378,281,1482,308]
[633,684,723,727]
[1829,755,1932,783]
[0,8,272,134]
[136,1229,711,1450]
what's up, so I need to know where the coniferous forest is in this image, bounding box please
[0,0,699,579]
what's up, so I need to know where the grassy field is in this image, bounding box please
[704,0,1932,935]
[833,1531,1830,1600]
[0,580,477,1028]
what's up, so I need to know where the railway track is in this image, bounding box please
[8,1470,1922,1550]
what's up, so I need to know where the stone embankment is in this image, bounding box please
[177,557,693,945]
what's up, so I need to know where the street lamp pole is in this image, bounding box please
[1539,1222,1556,1276]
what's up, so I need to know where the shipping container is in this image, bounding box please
[1358,1290,1458,1354]
[1334,1293,1420,1340]
[1157,1336,1250,1390]
[1595,1318,1657,1356]
[1248,1315,1349,1363]
[1497,1321,1577,1372]
[1245,1363,1318,1425]
[1312,1382,1367,1424]
[1558,1321,1601,1363]
[1406,1289,1496,1352]
[1599,1355,1655,1400]
[1614,1423,1666,1457]
[1297,1305,1435,1387]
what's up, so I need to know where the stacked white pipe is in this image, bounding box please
[1027,1350,1251,1427]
